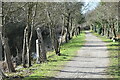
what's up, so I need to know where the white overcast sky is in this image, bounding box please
[81,0,100,14]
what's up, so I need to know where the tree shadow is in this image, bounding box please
[59,54,115,59]
[87,40,113,43]
[107,48,119,51]
[22,77,118,80]
[10,76,118,80]
[69,44,108,48]
[47,64,118,69]
[48,59,76,62]
[84,48,119,51]
[68,44,119,52]
[85,31,92,34]
[83,45,106,47]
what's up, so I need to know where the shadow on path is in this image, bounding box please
[11,77,119,80]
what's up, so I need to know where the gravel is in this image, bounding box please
[55,31,111,78]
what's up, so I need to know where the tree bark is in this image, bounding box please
[45,3,61,56]
[36,39,40,64]
[2,3,15,72]
[94,26,97,32]
[24,2,37,67]
[65,13,71,43]
[26,26,31,67]
[107,27,110,38]
[78,27,81,34]
[3,38,15,72]
[36,28,47,63]
[101,24,104,36]
[49,26,54,50]
[0,69,6,80]
[27,3,37,67]
[22,27,27,68]
[54,39,60,56]
[52,28,61,56]
[112,22,117,38]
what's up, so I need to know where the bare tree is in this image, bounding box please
[2,2,15,72]
[86,2,119,40]
[22,2,38,67]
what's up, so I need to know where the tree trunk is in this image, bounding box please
[27,3,38,67]
[72,29,74,37]
[72,27,76,37]
[107,28,110,38]
[1,3,15,72]
[112,22,117,38]
[76,27,80,35]
[65,13,71,43]
[54,39,60,56]
[36,28,47,63]
[75,28,77,36]
[94,26,97,32]
[22,28,27,68]
[3,38,15,72]
[25,2,37,67]
[52,28,61,56]
[78,27,81,34]
[0,0,2,61]
[0,69,6,80]
[65,29,68,43]
[49,26,54,50]
[0,38,2,61]
[104,24,106,36]
[101,24,104,36]
[118,23,120,33]
[36,39,40,64]
[70,17,73,37]
[65,29,71,43]
[26,26,31,67]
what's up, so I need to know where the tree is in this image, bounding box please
[22,2,38,67]
[36,28,47,63]
[0,69,6,80]
[2,2,16,72]
[1,2,84,69]
[45,2,63,56]
[86,2,119,40]
[62,2,83,42]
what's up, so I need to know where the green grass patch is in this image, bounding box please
[25,32,85,80]
[92,32,120,78]
[7,32,85,80]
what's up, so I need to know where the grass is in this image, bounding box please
[7,32,85,80]
[92,31,120,79]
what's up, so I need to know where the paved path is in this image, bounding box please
[55,31,111,78]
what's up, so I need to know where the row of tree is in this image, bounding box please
[86,2,120,40]
[0,2,85,79]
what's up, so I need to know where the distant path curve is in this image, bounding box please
[55,31,111,78]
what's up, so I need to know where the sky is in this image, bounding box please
[81,0,100,14]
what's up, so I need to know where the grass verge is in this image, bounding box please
[92,32,120,79]
[7,32,85,80]
[25,32,85,80]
